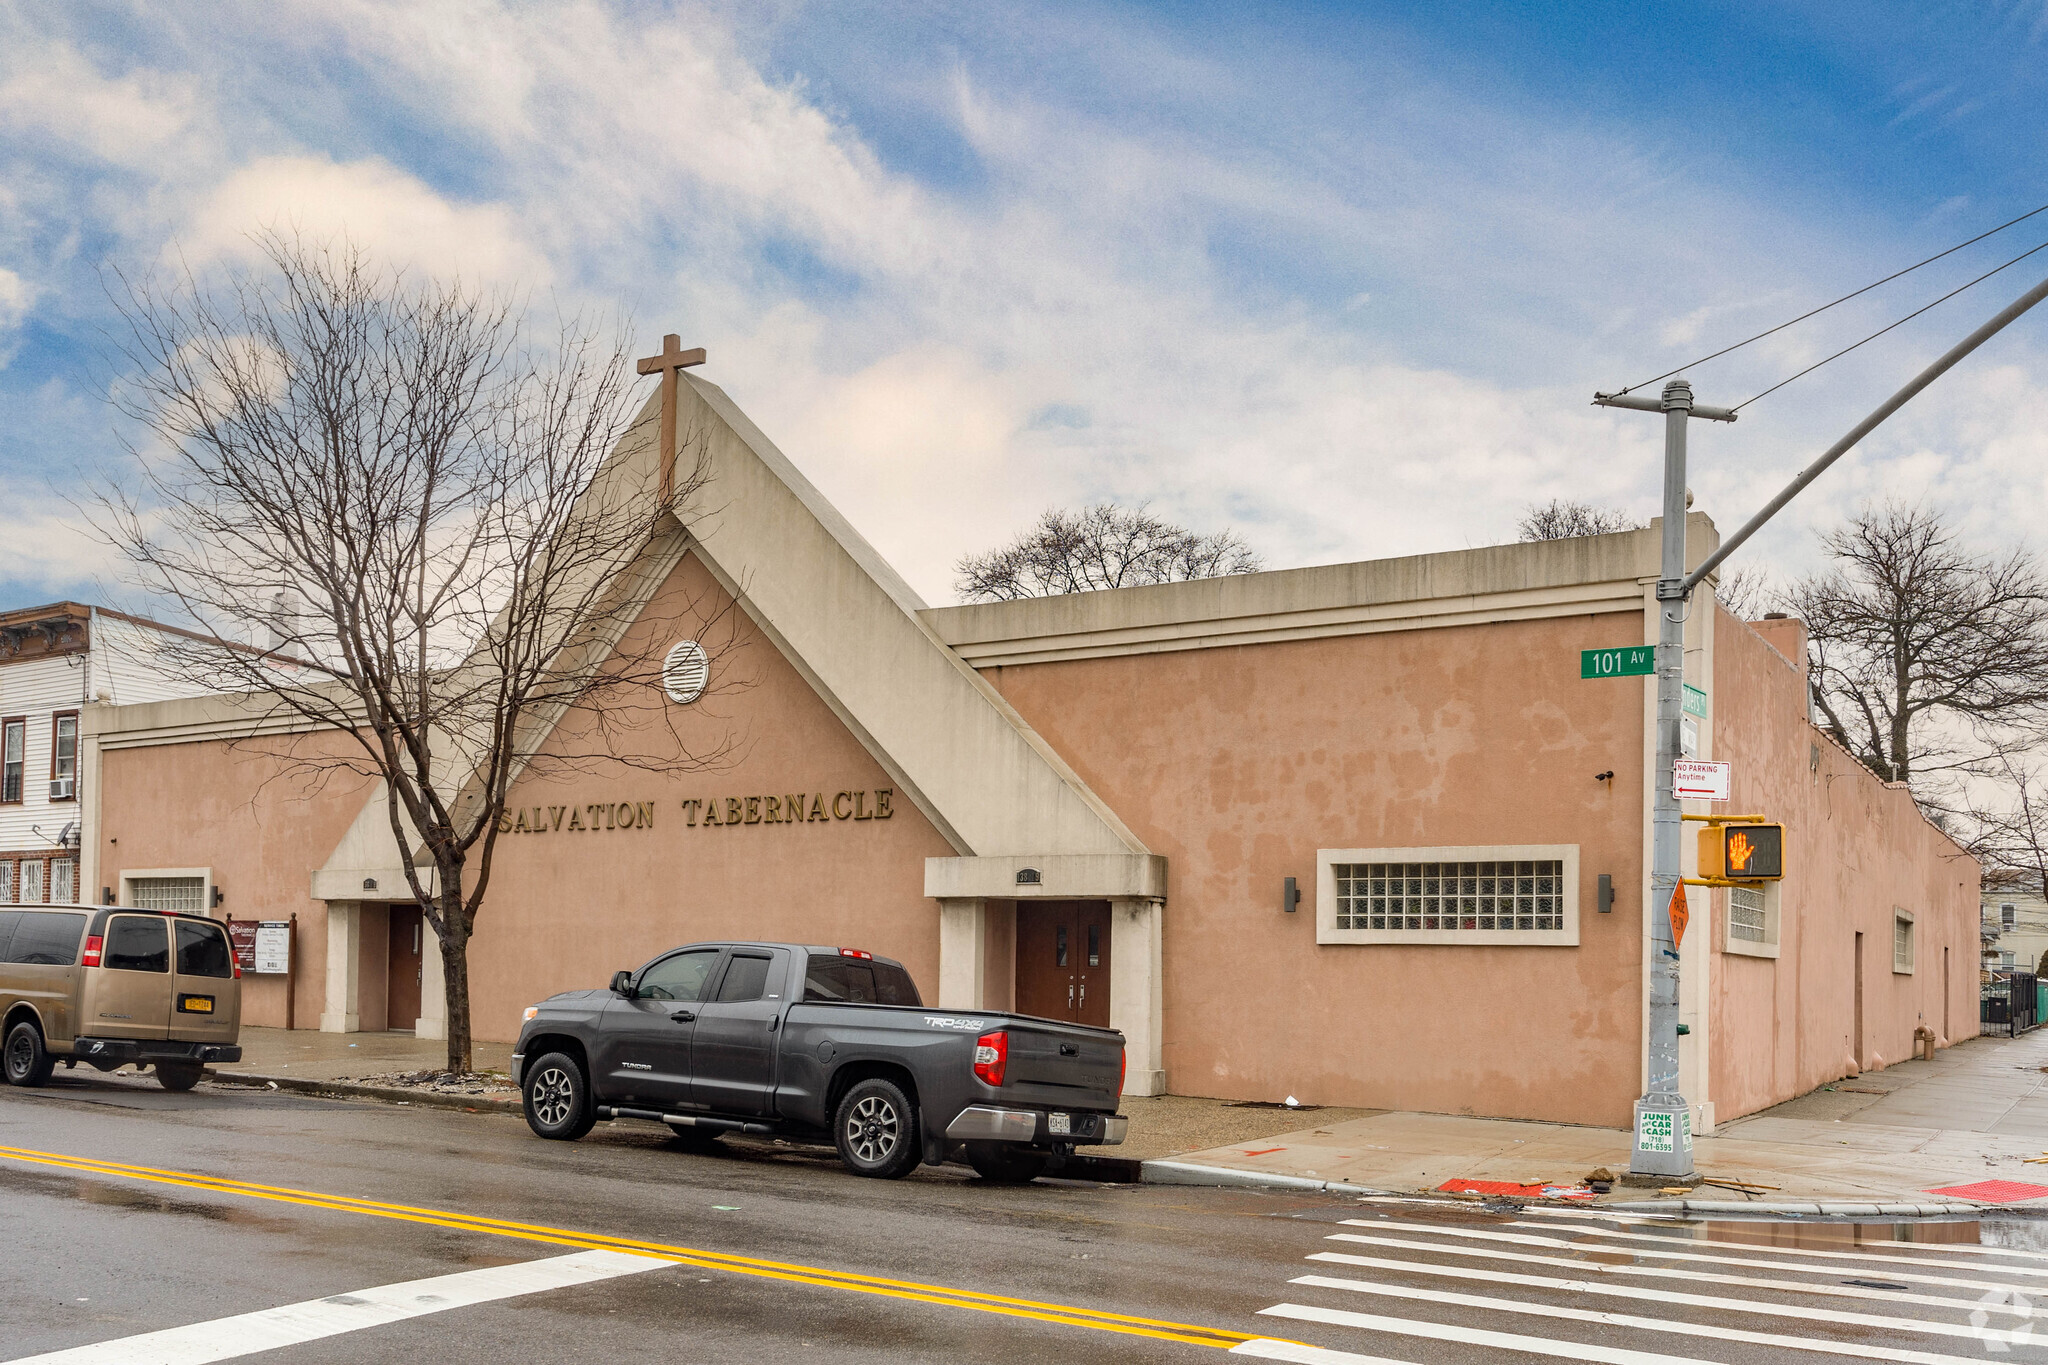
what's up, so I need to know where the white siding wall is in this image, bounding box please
[0,653,87,853]
[91,614,212,706]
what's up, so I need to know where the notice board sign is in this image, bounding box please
[253,921,292,975]
[1673,759,1731,802]
[226,919,259,973]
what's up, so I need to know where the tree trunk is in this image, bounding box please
[438,889,473,1075]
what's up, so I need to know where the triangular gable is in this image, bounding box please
[316,371,1143,886]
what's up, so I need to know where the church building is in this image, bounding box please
[77,366,1979,1133]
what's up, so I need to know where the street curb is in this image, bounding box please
[1599,1198,1985,1217]
[1140,1160,1386,1194]
[1140,1161,1986,1217]
[208,1070,520,1115]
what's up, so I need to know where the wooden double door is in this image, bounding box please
[1014,900,1111,1028]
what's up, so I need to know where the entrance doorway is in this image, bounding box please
[388,905,423,1033]
[1015,901,1110,1027]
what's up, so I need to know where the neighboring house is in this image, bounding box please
[0,602,213,907]
[1982,885,2048,979]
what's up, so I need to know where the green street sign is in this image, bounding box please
[1581,646,1656,679]
[1683,684,1708,717]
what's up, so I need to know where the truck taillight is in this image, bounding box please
[973,1030,1008,1087]
[81,934,103,969]
[1119,1048,1127,1096]
[838,947,872,959]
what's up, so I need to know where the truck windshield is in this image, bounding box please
[803,957,922,1006]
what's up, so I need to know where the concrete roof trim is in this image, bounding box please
[925,513,1722,660]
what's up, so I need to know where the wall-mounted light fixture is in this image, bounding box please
[1594,770,1615,784]
[1283,876,1300,913]
[1015,868,1041,887]
[362,877,378,892]
[1598,873,1614,913]
[211,886,225,908]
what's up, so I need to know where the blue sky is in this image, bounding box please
[5,0,2048,607]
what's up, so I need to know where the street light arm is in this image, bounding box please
[1593,392,1739,422]
[1681,269,2048,596]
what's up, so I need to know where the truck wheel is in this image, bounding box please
[964,1143,1050,1184]
[522,1052,596,1141]
[833,1077,921,1179]
[156,1061,204,1092]
[3,1022,53,1087]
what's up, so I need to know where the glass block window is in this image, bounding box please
[129,876,206,912]
[1729,886,1767,942]
[1333,859,1565,933]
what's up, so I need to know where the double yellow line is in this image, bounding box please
[0,1144,1257,1350]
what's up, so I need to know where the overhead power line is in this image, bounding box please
[1735,232,2048,410]
[1617,199,2048,396]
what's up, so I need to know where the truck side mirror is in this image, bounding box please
[610,969,637,999]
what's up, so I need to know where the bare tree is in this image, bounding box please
[1788,501,2048,791]
[1515,499,1645,541]
[1715,565,1777,621]
[956,503,1261,602]
[96,231,731,1073]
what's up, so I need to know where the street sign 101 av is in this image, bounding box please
[1582,646,1655,678]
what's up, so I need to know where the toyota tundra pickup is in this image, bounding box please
[512,941,1127,1182]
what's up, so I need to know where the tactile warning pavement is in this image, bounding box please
[1923,1179,2048,1203]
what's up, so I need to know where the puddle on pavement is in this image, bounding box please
[1689,1218,1983,1248]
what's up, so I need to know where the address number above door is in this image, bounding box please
[662,639,710,704]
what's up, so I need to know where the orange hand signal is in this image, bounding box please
[1728,831,1753,871]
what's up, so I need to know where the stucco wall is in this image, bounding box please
[460,551,956,1042]
[1709,609,1981,1121]
[97,732,376,1029]
[981,612,1652,1126]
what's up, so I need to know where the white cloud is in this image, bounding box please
[184,155,552,291]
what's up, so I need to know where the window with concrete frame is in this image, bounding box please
[1316,845,1579,946]
[128,876,207,913]
[1723,882,1781,959]
[1894,908,1916,975]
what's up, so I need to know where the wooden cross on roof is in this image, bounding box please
[635,334,706,508]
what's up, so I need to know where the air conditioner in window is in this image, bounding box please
[48,777,74,800]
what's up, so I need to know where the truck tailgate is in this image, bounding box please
[1000,1019,1122,1111]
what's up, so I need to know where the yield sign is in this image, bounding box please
[1668,882,1690,949]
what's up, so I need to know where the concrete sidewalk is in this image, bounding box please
[1154,1026,2048,1210]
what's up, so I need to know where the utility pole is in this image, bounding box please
[1592,378,1734,1179]
[1593,267,2048,1179]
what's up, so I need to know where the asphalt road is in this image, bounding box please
[5,1069,2048,1363]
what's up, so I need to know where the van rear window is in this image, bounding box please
[175,920,234,979]
[803,956,921,1006]
[5,911,87,966]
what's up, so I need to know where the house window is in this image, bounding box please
[2003,951,2018,970]
[1893,908,1916,975]
[2003,903,2018,933]
[128,876,207,913]
[51,859,74,904]
[22,860,43,904]
[0,717,22,804]
[0,861,12,903]
[50,712,78,801]
[1723,883,1781,959]
[1317,845,1579,946]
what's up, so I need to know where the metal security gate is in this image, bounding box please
[1982,970,2040,1037]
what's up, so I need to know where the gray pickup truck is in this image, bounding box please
[512,941,1127,1182]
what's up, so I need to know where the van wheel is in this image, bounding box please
[3,1022,54,1087]
[522,1052,595,1140]
[964,1143,1050,1184]
[833,1077,921,1179]
[157,1061,203,1092]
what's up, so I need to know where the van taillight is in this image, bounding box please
[1119,1048,1127,1095]
[81,934,103,968]
[973,1030,1008,1087]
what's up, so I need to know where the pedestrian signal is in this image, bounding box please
[1697,823,1784,881]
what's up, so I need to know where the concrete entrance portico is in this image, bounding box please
[928,853,1168,1095]
[321,899,448,1040]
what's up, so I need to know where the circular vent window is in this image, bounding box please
[662,639,709,704]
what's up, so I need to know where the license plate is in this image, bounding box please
[1048,1112,1071,1135]
[179,995,214,1013]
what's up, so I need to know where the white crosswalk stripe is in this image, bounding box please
[1253,1203,2047,1363]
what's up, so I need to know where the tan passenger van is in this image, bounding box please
[0,905,243,1091]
